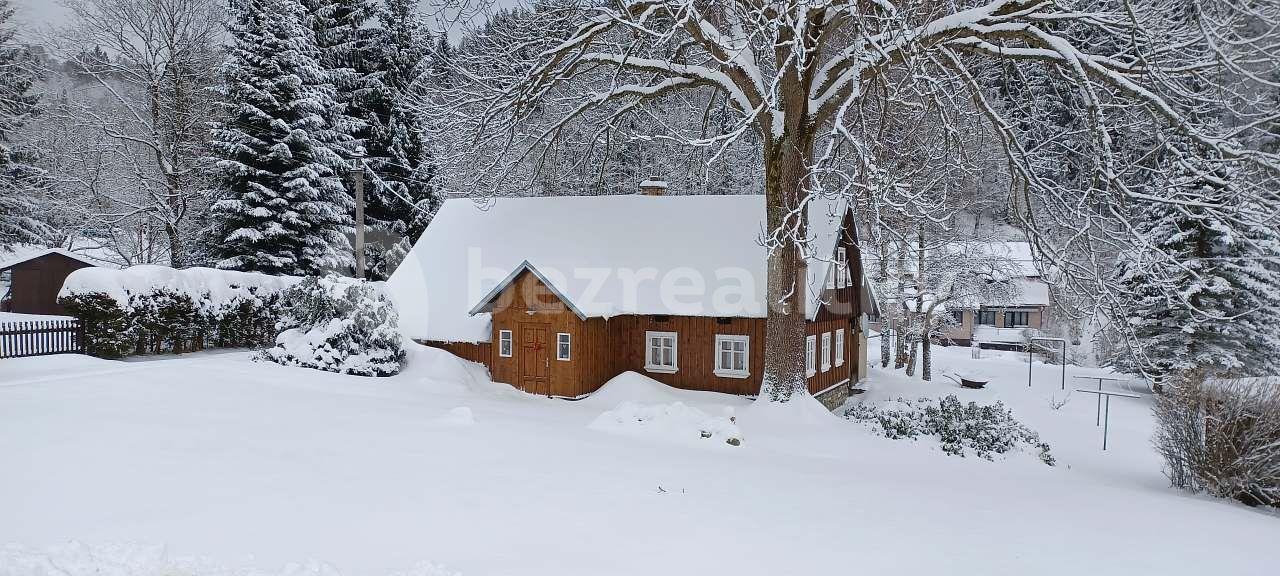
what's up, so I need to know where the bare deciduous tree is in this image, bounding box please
[426,0,1280,401]
[48,0,224,267]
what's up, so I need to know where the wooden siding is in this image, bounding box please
[608,315,767,396]
[806,316,855,395]
[424,341,491,365]
[3,253,95,316]
[487,270,602,398]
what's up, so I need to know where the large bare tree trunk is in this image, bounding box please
[759,133,811,402]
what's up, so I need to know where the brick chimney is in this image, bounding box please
[639,179,668,196]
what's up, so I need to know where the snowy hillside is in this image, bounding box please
[1,344,1276,575]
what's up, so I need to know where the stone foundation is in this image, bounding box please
[814,381,851,412]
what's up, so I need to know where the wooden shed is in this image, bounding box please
[0,249,104,316]
[387,191,877,409]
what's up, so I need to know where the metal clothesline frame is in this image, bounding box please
[1026,337,1067,390]
[1075,389,1141,450]
[1073,375,1130,426]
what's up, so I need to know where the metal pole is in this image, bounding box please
[352,161,365,279]
[1027,343,1033,387]
[1059,341,1065,390]
[1095,378,1102,426]
[1103,395,1111,450]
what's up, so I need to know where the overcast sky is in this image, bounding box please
[9,1,510,42]
[11,0,72,30]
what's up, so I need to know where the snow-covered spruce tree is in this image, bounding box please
[299,0,370,161]
[429,1,1280,402]
[263,274,405,376]
[0,0,52,245]
[361,0,441,278]
[1114,138,1280,378]
[209,0,354,276]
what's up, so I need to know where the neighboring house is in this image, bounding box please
[0,247,110,316]
[388,188,876,409]
[940,242,1051,347]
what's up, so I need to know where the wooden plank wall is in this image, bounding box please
[487,271,601,398]
[806,317,854,395]
[607,315,767,396]
[9,253,94,316]
[423,341,491,366]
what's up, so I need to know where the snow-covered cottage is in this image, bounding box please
[941,242,1052,347]
[388,191,875,408]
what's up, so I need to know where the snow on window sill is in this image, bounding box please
[645,365,677,374]
[713,369,749,379]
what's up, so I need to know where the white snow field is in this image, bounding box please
[2,344,1278,576]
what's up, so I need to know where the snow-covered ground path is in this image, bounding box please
[1,344,1277,576]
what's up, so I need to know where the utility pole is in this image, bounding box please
[351,160,366,279]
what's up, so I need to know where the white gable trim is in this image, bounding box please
[467,260,589,321]
[0,248,104,271]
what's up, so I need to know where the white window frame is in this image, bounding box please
[835,329,845,367]
[837,247,848,288]
[645,331,678,373]
[498,329,513,358]
[556,332,571,361]
[821,332,832,372]
[713,334,750,379]
[826,263,836,289]
[805,335,817,377]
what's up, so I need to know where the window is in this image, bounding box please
[837,247,848,288]
[826,264,836,289]
[805,335,817,377]
[977,310,997,326]
[714,335,750,378]
[498,330,513,357]
[1005,311,1030,327]
[951,310,965,324]
[821,332,832,372]
[556,332,571,361]
[645,331,677,372]
[835,329,845,367]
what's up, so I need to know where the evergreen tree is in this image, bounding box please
[357,0,440,278]
[0,0,52,245]
[1114,137,1280,377]
[300,0,372,161]
[208,0,354,275]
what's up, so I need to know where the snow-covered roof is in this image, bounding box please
[863,240,1042,279]
[1012,277,1051,306]
[974,241,1041,277]
[387,194,860,343]
[0,245,115,271]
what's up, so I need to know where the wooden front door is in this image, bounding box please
[519,323,551,396]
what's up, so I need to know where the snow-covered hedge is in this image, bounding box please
[59,266,297,357]
[260,275,405,376]
[846,395,1055,465]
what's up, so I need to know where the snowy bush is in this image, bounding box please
[59,292,133,358]
[1154,375,1280,508]
[261,275,405,376]
[846,395,1055,465]
[58,266,296,356]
